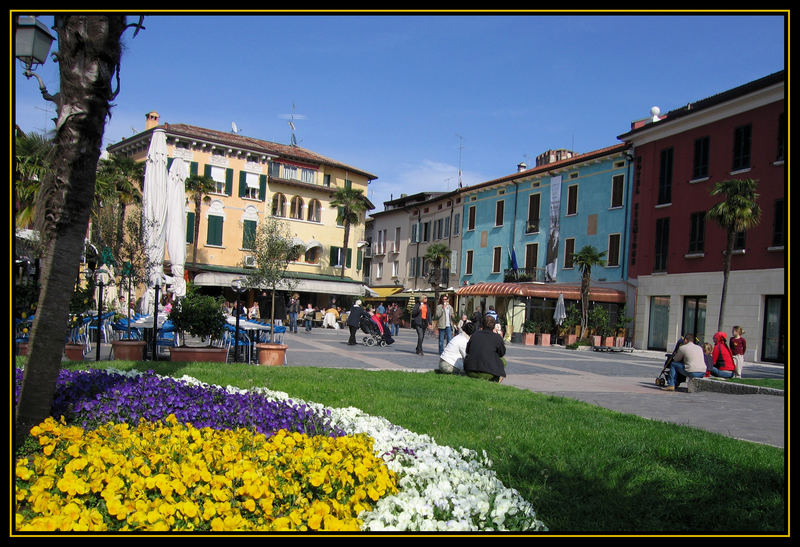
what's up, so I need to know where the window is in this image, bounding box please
[525,243,538,270]
[527,194,541,233]
[772,198,785,247]
[305,246,320,264]
[688,212,705,253]
[732,123,752,171]
[693,136,710,179]
[375,262,383,279]
[392,260,399,277]
[206,165,230,195]
[323,174,331,187]
[449,250,458,277]
[206,215,223,246]
[422,221,430,242]
[271,193,286,217]
[443,216,450,238]
[610,175,624,208]
[300,168,315,184]
[607,233,621,267]
[283,164,298,180]
[566,185,578,215]
[654,218,669,271]
[409,257,421,278]
[492,247,502,273]
[242,219,256,250]
[658,147,673,204]
[307,199,321,223]
[377,229,386,254]
[495,200,505,226]
[330,246,352,268]
[289,196,304,219]
[467,206,476,230]
[453,213,461,235]
[776,113,785,162]
[394,227,401,251]
[647,296,670,351]
[239,171,261,199]
[465,250,474,275]
[563,238,575,269]
[682,296,707,343]
[410,222,419,244]
[269,162,281,178]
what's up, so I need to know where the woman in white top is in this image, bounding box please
[438,321,475,374]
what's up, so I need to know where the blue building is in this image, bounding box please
[457,145,632,341]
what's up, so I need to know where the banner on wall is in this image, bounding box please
[545,175,562,282]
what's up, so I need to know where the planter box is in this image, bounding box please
[537,333,551,346]
[523,333,536,346]
[565,334,578,346]
[64,344,84,361]
[602,336,615,347]
[111,340,146,361]
[592,336,602,347]
[255,343,288,366]
[169,346,228,363]
[615,337,625,347]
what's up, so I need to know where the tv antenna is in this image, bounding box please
[279,102,306,146]
[456,134,464,188]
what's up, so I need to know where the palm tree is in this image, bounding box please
[424,242,451,303]
[15,15,128,453]
[93,154,143,258]
[706,178,761,331]
[14,130,54,229]
[184,173,216,268]
[572,245,607,340]
[330,187,368,278]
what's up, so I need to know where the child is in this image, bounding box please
[730,326,747,378]
[702,342,714,377]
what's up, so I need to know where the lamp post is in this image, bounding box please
[83,266,108,362]
[151,274,163,361]
[122,261,134,340]
[14,15,57,102]
[231,278,246,362]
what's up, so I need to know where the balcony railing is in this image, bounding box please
[504,267,547,283]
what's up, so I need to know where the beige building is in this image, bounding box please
[106,111,377,306]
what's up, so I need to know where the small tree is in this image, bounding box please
[330,187,368,278]
[424,242,451,304]
[244,217,300,327]
[573,245,607,339]
[168,284,226,346]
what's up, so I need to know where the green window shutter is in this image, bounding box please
[356,249,363,270]
[207,216,223,246]
[330,246,339,266]
[337,206,344,225]
[190,161,198,176]
[259,175,267,201]
[242,220,256,249]
[186,212,195,243]
[345,179,352,190]
[239,171,247,198]
[346,248,352,268]
[204,164,212,178]
[225,168,234,195]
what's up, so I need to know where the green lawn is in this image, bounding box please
[22,360,787,533]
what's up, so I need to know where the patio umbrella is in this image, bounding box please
[141,129,168,314]
[554,293,567,326]
[165,156,188,299]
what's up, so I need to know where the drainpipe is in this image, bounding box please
[622,146,636,344]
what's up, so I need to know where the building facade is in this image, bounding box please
[618,71,785,362]
[107,111,377,307]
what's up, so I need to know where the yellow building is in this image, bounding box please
[106,111,377,307]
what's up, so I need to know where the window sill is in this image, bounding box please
[729,167,751,176]
[204,244,225,249]
[684,252,705,259]
[773,160,785,166]
[655,202,671,209]
[767,245,784,252]
[689,176,709,184]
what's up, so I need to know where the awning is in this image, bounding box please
[193,271,366,296]
[367,286,404,298]
[456,282,625,303]
[290,237,305,248]
[305,239,322,251]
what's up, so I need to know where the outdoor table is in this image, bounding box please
[132,314,169,359]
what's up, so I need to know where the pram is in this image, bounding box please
[655,339,686,387]
[359,314,394,347]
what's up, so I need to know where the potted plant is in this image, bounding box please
[522,320,538,346]
[614,304,632,347]
[244,217,299,366]
[167,288,228,362]
[64,282,94,360]
[538,319,553,347]
[559,304,580,346]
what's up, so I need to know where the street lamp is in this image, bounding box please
[151,274,164,360]
[14,15,57,101]
[84,266,109,362]
[231,278,247,362]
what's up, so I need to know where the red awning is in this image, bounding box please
[456,282,625,303]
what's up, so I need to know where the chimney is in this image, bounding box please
[145,111,160,130]
[517,162,527,173]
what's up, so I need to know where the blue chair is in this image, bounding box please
[154,320,178,357]
[88,312,115,344]
[112,318,143,340]
[224,324,253,363]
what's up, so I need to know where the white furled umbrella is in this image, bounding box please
[554,293,567,326]
[165,156,188,299]
[141,129,169,314]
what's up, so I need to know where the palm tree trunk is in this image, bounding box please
[717,229,736,332]
[580,272,590,340]
[193,197,201,265]
[340,220,350,278]
[14,15,126,452]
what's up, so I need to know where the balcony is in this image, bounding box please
[504,267,547,283]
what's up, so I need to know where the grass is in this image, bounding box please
[18,358,787,534]
[727,378,785,390]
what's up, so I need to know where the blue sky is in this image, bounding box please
[14,12,786,210]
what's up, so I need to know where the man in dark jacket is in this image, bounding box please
[346,300,364,345]
[411,296,431,355]
[464,315,506,382]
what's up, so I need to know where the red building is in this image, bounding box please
[618,71,785,362]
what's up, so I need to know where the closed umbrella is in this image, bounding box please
[165,157,188,299]
[141,129,168,314]
[554,293,567,326]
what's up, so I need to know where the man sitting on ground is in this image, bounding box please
[661,335,706,391]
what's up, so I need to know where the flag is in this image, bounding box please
[508,248,518,270]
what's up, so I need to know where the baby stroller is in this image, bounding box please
[359,314,394,347]
[655,339,685,387]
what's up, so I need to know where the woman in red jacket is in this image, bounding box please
[710,331,735,379]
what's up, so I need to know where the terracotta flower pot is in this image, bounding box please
[523,333,536,346]
[537,333,551,346]
[255,343,288,366]
[64,344,84,361]
[169,346,228,363]
[112,340,147,361]
[602,336,615,347]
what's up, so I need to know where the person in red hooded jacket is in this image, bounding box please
[709,331,735,379]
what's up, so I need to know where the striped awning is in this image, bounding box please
[456,282,625,303]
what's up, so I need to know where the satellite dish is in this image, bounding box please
[231,121,240,134]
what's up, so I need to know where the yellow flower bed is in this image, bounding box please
[15,415,397,532]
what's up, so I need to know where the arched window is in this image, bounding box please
[290,196,304,219]
[304,246,320,264]
[307,199,321,223]
[271,193,286,217]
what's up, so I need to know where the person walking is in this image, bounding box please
[346,300,364,345]
[730,326,747,378]
[389,303,402,336]
[411,296,431,356]
[471,305,483,326]
[303,303,315,333]
[287,293,300,333]
[434,295,455,355]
